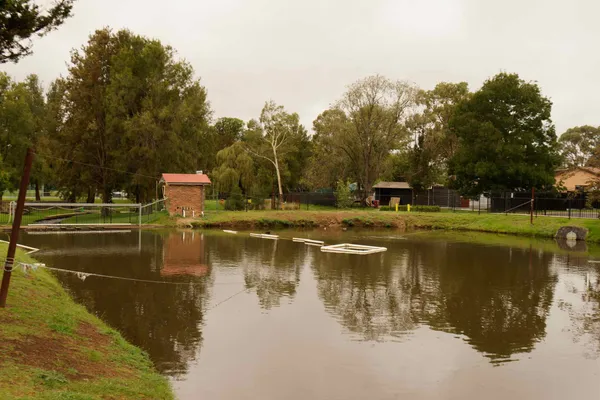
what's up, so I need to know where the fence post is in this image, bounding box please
[568,198,571,219]
[138,204,142,226]
[530,187,535,224]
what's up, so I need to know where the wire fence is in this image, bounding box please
[0,199,168,226]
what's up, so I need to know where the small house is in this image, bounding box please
[555,167,600,192]
[373,181,413,206]
[160,172,211,217]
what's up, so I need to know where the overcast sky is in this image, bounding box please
[2,0,598,134]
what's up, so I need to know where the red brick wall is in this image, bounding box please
[164,184,205,216]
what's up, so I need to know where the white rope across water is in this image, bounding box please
[1,257,245,286]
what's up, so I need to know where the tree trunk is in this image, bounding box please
[273,147,284,209]
[101,188,112,217]
[86,188,95,204]
[35,181,41,201]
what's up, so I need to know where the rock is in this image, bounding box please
[556,226,588,241]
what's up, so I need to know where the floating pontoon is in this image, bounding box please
[320,243,387,255]
[250,233,279,240]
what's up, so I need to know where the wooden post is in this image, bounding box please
[530,187,535,224]
[0,148,34,308]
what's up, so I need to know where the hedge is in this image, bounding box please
[379,205,441,212]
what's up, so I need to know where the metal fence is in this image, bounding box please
[487,196,600,219]
[203,191,338,212]
[0,199,168,226]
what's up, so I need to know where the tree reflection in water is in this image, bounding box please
[556,255,600,359]
[207,235,304,310]
[313,239,558,362]
[28,231,213,377]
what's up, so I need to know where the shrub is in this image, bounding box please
[334,179,354,209]
[225,186,245,210]
[379,205,441,212]
[413,205,441,212]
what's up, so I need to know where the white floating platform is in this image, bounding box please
[250,233,279,240]
[223,230,238,234]
[320,243,387,255]
[293,237,325,245]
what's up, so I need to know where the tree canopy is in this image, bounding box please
[558,125,600,168]
[46,28,211,203]
[306,75,417,198]
[0,0,75,63]
[449,73,559,196]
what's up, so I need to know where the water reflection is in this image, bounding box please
[20,228,600,393]
[555,255,600,358]
[206,235,304,309]
[313,239,558,362]
[24,231,212,376]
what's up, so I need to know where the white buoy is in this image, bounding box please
[223,230,238,234]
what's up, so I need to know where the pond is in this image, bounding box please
[21,229,600,400]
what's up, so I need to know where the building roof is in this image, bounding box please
[555,167,600,191]
[161,173,211,185]
[372,181,412,189]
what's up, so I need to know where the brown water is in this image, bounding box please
[21,230,600,399]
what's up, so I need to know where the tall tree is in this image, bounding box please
[0,72,46,201]
[304,109,355,190]
[403,82,471,189]
[244,101,304,206]
[558,125,600,168]
[50,28,211,203]
[212,142,255,194]
[0,0,75,63]
[202,117,245,172]
[449,73,559,196]
[312,75,417,198]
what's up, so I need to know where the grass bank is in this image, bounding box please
[187,209,600,242]
[0,245,173,400]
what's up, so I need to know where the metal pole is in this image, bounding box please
[0,148,34,308]
[530,187,535,224]
[138,204,142,227]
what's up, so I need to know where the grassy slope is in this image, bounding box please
[189,209,600,241]
[0,245,173,400]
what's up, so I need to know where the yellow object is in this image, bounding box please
[248,199,252,204]
[407,204,411,212]
[395,203,398,212]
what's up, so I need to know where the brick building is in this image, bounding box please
[160,172,211,217]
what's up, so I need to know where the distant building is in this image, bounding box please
[555,167,600,192]
[160,172,211,216]
[373,181,413,206]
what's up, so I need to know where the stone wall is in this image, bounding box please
[164,184,205,216]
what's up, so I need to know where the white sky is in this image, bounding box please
[2,0,599,134]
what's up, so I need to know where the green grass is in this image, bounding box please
[0,244,174,400]
[187,208,600,242]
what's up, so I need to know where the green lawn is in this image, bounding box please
[188,208,600,242]
[0,244,173,399]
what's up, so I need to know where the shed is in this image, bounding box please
[160,172,211,217]
[373,181,413,206]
